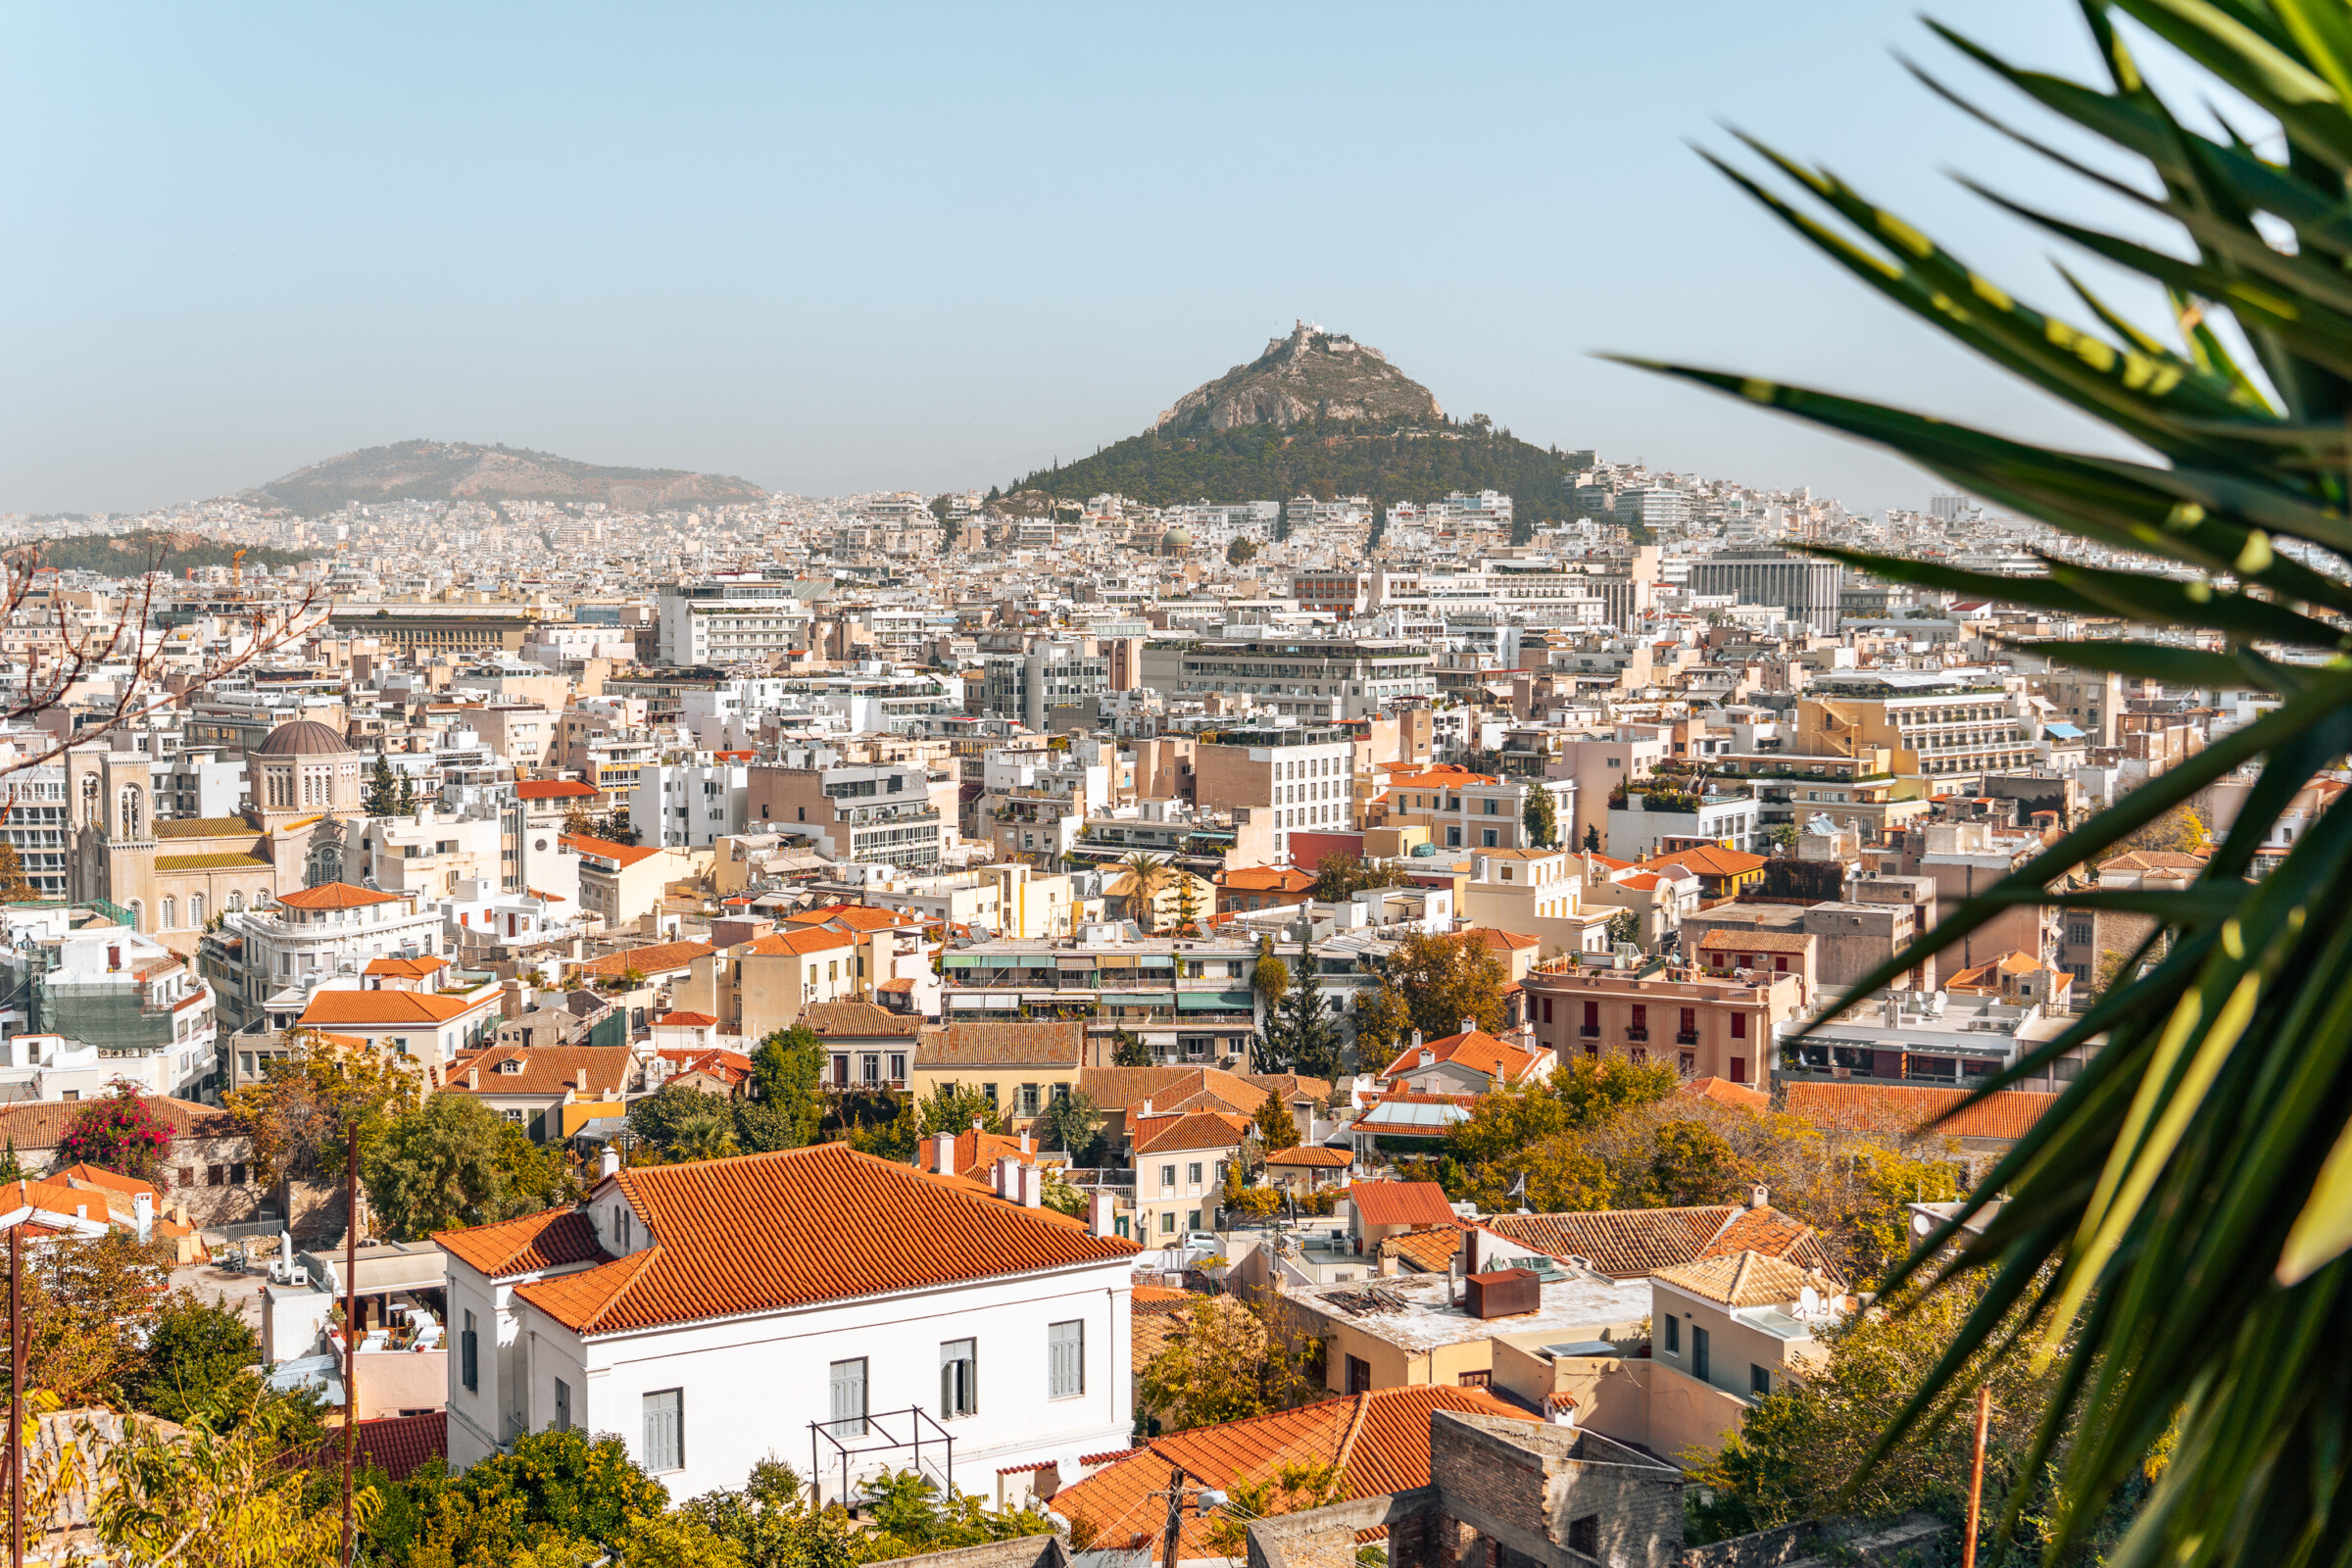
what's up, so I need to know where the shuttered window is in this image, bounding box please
[830,1358,868,1437]
[461,1311,478,1393]
[1048,1321,1083,1401]
[553,1378,570,1433]
[643,1388,683,1472]
[940,1339,977,1418]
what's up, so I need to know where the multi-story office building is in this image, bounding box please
[973,641,1109,730]
[1138,637,1434,720]
[629,757,751,850]
[749,751,945,870]
[1687,549,1845,634]
[1193,726,1357,864]
[656,578,813,666]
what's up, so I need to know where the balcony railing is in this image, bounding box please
[1626,1027,1648,1042]
[1577,1026,1600,1039]
[1676,1031,1699,1045]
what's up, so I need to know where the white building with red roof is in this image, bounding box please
[437,1142,1138,1500]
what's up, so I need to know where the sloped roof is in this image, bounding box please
[1681,1076,1771,1111]
[364,955,447,978]
[509,1143,1135,1337]
[742,928,857,957]
[1782,1081,2057,1144]
[917,1020,1086,1068]
[448,1045,632,1098]
[656,1010,718,1027]
[297,989,489,1028]
[157,854,272,872]
[1079,1065,1272,1116]
[1347,1181,1456,1228]
[1654,1250,1816,1307]
[1482,1207,1745,1280]
[915,1127,1034,1181]
[1264,1147,1352,1168]
[562,833,662,868]
[336,1412,446,1483]
[1133,1110,1250,1156]
[1053,1388,1535,1557]
[1641,844,1768,877]
[436,1208,608,1280]
[1694,930,1813,954]
[1380,1029,1542,1086]
[0,1095,231,1150]
[153,816,258,841]
[1218,865,1316,893]
[514,780,599,801]
[277,883,407,910]
[801,1001,919,1039]
[576,940,711,979]
[1380,1224,1464,1273]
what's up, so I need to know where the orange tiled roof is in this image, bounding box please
[1483,1202,1843,1285]
[742,928,858,957]
[1347,1180,1456,1228]
[1380,1029,1542,1086]
[1054,1388,1536,1557]
[657,1011,718,1027]
[1264,1146,1351,1167]
[576,940,712,979]
[1782,1081,2057,1144]
[915,1127,1034,1180]
[1681,1076,1771,1111]
[1379,1224,1464,1272]
[918,1020,1086,1068]
[364,955,449,978]
[1641,845,1768,877]
[562,833,663,868]
[1134,1111,1250,1155]
[298,989,491,1028]
[1694,930,1813,954]
[1474,928,1543,952]
[515,780,599,801]
[1218,866,1316,893]
[802,1001,919,1038]
[509,1143,1135,1336]
[435,1208,607,1280]
[449,1045,632,1098]
[1655,1250,1817,1307]
[276,882,407,910]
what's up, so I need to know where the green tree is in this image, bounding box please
[1549,1053,1680,1127]
[1348,982,1414,1068]
[0,1136,20,1181]
[1633,1117,1746,1207]
[1251,1091,1302,1152]
[679,1459,856,1568]
[1112,852,1172,931]
[1250,945,1344,1080]
[2121,804,2208,858]
[1136,1298,1321,1433]
[7,1229,177,1412]
[365,753,402,817]
[1604,908,1640,950]
[1250,936,1292,1009]
[1522,786,1557,849]
[395,771,417,815]
[1110,1027,1152,1067]
[1033,1089,1105,1163]
[915,1082,1009,1139]
[595,806,641,846]
[409,1427,671,1564]
[366,1093,524,1239]
[83,1395,362,1568]
[1311,852,1409,902]
[57,1079,175,1181]
[1582,823,1601,854]
[1172,871,1203,935]
[1379,930,1507,1041]
[225,1033,422,1187]
[737,1025,825,1152]
[1226,536,1259,566]
[627,1082,739,1160]
[130,1291,265,1428]
[667,1102,741,1162]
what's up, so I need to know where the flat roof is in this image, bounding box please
[1290,1267,1651,1352]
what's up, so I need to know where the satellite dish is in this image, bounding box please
[1798,1286,1821,1314]
[1912,1212,1934,1237]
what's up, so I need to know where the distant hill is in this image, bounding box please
[246,440,766,516]
[17,530,317,577]
[1004,323,1612,532]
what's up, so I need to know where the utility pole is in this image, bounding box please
[1159,1465,1185,1568]
[1962,1384,1992,1568]
[342,1122,359,1568]
[11,1221,23,1568]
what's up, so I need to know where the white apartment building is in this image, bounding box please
[440,1144,1136,1501]
[630,757,752,850]
[201,882,443,1038]
[657,579,813,666]
[2,922,218,1102]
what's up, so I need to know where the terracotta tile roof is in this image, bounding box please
[1133,1110,1250,1155]
[1694,930,1814,954]
[1681,1076,1771,1111]
[1380,1029,1542,1086]
[1640,845,1768,876]
[448,1046,633,1098]
[153,815,258,840]
[1482,1207,1744,1279]
[1379,1224,1463,1273]
[743,928,858,957]
[509,1143,1136,1337]
[915,1127,1033,1180]
[1264,1147,1351,1168]
[0,1095,231,1150]
[435,1208,608,1280]
[340,1412,447,1482]
[276,882,407,910]
[1241,1072,1334,1103]
[1079,1065,1272,1117]
[656,1011,718,1027]
[1054,1388,1536,1557]
[1782,1081,2057,1144]
[563,833,663,868]
[514,780,599,801]
[1654,1250,1817,1307]
[576,940,711,979]
[786,904,918,933]
[1474,928,1543,952]
[297,989,491,1028]
[1347,1181,1456,1228]
[801,1001,919,1039]
[916,1020,1086,1068]
[2097,850,2207,872]
[1217,866,1316,893]
[156,853,271,872]
[363,955,448,979]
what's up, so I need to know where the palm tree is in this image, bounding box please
[1113,853,1173,932]
[666,1104,739,1163]
[1639,10,2352,1565]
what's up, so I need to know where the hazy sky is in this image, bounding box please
[1,3,2215,516]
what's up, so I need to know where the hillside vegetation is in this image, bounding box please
[16,530,318,576]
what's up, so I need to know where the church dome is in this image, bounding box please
[253,719,352,757]
[1159,525,1194,551]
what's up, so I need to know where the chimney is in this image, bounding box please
[971,1116,985,1132]
[1088,1187,1117,1239]
[133,1192,153,1245]
[1141,1098,1153,1118]
[1021,1164,1044,1208]
[1748,1183,1770,1210]
[932,1131,956,1174]
[1418,1048,1434,1068]
[1377,1248,1398,1278]
[1019,1131,1032,1154]
[1408,1030,1422,1054]
[599,1144,621,1181]
[1459,1016,1476,1037]
[466,1066,479,1090]
[996,1154,1020,1197]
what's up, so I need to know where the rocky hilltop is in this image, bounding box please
[1153,322,1444,436]
[245,440,766,516]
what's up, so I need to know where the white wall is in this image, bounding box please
[507,1258,1132,1503]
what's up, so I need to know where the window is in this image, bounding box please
[1663,1315,1680,1355]
[616,1206,633,1251]
[1481,829,1498,848]
[888,1053,906,1083]
[1692,1325,1711,1382]
[1456,1370,1492,1389]
[1750,1364,1773,1396]
[553,1378,571,1432]
[642,1389,683,1472]
[2069,922,2093,947]
[1159,1211,1175,1234]
[940,1339,978,1418]
[1730,1056,1749,1084]
[462,1311,478,1392]
[982,1083,999,1107]
[1049,1320,1084,1400]
[1019,1083,1041,1116]
[1187,1161,1202,1186]
[1346,1355,1372,1395]
[1160,1164,1176,1190]
[1567,1516,1599,1558]
[1731,1013,1747,1040]
[830,1357,868,1437]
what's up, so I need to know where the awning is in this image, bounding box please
[1138,955,1177,968]
[1178,990,1256,1011]
[942,955,987,969]
[1114,991,1176,1008]
[1098,955,1139,969]
[1054,956,1098,970]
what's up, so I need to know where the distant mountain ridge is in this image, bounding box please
[1005,324,1604,529]
[246,440,766,516]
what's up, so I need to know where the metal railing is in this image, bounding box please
[808,1405,956,1508]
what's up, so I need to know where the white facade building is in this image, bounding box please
[440,1143,1136,1502]
[630,758,752,851]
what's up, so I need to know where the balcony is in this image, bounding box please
[1676,1031,1699,1046]
[1626,1027,1648,1042]
[1577,1026,1600,1039]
